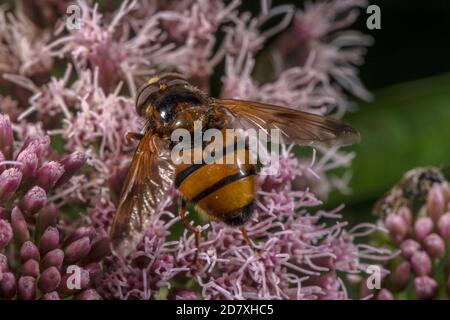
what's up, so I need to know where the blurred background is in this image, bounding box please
[263,0,450,224]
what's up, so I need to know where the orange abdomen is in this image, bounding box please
[174,140,256,225]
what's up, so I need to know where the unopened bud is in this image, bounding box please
[36,203,58,237]
[55,152,86,187]
[438,212,450,240]
[385,214,407,243]
[414,217,433,241]
[411,251,432,276]
[17,276,36,300]
[21,259,39,278]
[16,149,38,177]
[0,168,22,202]
[35,161,64,190]
[38,267,61,293]
[20,241,40,263]
[391,261,411,291]
[11,207,30,244]
[0,272,16,299]
[414,276,438,300]
[0,115,13,159]
[39,227,60,254]
[427,184,445,221]
[42,249,64,269]
[424,233,445,259]
[19,186,46,215]
[64,237,91,263]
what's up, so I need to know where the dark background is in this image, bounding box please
[263,0,450,90]
[356,0,450,89]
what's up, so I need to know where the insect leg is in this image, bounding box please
[178,199,202,262]
[239,226,260,253]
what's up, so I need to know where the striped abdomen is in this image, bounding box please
[174,135,256,226]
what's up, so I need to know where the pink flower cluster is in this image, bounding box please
[97,147,393,300]
[0,115,108,300]
[0,0,390,300]
[369,181,450,299]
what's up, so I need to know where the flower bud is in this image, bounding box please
[0,272,16,299]
[20,241,40,263]
[11,207,30,244]
[42,249,64,269]
[19,186,46,216]
[17,276,36,300]
[55,151,86,187]
[75,289,102,300]
[35,161,65,191]
[438,212,450,240]
[38,267,61,293]
[385,214,407,243]
[414,217,433,241]
[0,219,13,248]
[0,168,22,202]
[21,259,40,278]
[0,115,13,160]
[376,289,394,300]
[21,136,50,162]
[427,184,445,221]
[423,233,445,259]
[16,148,39,177]
[63,226,95,246]
[64,236,91,263]
[398,206,413,229]
[41,291,60,300]
[36,203,58,237]
[411,251,432,276]
[40,227,60,255]
[391,261,411,291]
[414,276,438,300]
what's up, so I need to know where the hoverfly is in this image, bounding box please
[110,73,360,257]
[373,167,445,218]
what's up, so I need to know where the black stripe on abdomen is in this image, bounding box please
[174,140,247,187]
[191,167,256,203]
[174,163,204,187]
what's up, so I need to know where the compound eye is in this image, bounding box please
[135,83,159,117]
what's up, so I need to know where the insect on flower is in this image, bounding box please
[373,166,446,219]
[110,73,360,258]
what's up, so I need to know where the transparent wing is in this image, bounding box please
[213,99,360,147]
[110,132,175,257]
